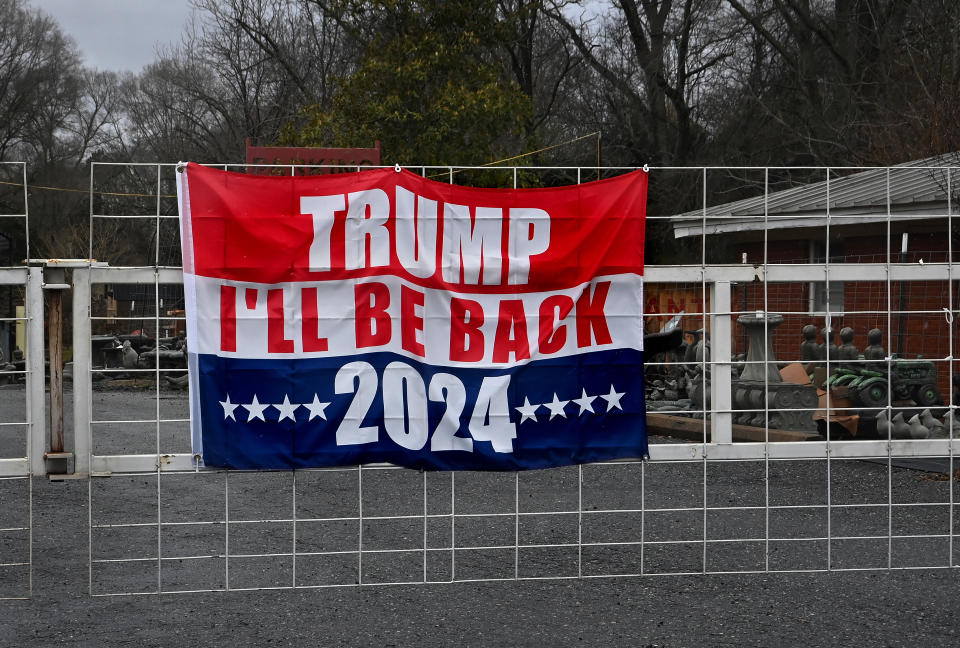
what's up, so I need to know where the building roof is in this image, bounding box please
[671,152,960,239]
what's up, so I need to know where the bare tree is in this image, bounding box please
[719,0,960,166]
[496,0,582,145]
[195,0,354,109]
[120,54,233,161]
[544,0,738,165]
[0,0,83,162]
[114,0,353,164]
[0,1,133,258]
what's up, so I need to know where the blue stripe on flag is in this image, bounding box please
[195,348,647,470]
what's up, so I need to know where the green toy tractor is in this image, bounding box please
[824,360,942,408]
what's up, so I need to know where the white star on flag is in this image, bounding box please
[515,396,540,424]
[220,394,239,421]
[243,394,269,422]
[600,385,625,411]
[304,393,331,421]
[572,388,596,415]
[273,395,300,422]
[544,393,569,419]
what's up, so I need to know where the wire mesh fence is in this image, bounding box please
[79,162,959,595]
[0,162,31,600]
[0,476,30,599]
[86,455,959,595]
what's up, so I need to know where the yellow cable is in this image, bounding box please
[0,179,174,198]
[476,131,600,167]
[428,131,601,178]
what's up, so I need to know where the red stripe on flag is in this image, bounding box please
[220,284,236,352]
[182,164,646,292]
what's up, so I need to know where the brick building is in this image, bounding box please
[666,153,960,397]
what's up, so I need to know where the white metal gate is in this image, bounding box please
[0,162,44,600]
[73,162,959,595]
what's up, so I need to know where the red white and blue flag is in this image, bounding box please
[176,163,648,470]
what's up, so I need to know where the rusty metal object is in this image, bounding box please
[48,287,63,454]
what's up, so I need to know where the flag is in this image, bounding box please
[176,163,648,470]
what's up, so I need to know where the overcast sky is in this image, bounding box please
[30,0,193,73]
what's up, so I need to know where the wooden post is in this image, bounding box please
[48,285,63,454]
[38,261,85,475]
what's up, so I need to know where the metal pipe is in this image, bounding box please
[72,267,92,476]
[896,232,908,356]
[710,280,733,444]
[26,267,45,476]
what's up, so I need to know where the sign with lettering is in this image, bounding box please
[245,139,380,175]
[176,163,648,470]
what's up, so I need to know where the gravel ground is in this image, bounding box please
[2,385,960,646]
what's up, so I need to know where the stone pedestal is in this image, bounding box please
[732,380,818,430]
[737,312,784,383]
[733,312,817,430]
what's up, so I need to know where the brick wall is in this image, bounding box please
[729,234,957,400]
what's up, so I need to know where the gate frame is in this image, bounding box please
[0,161,35,601]
[73,160,960,469]
[0,159,42,478]
[0,267,44,478]
[75,162,960,595]
[70,262,960,471]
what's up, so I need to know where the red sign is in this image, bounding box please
[245,139,381,175]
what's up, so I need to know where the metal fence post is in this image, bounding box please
[709,279,733,444]
[26,266,45,476]
[72,266,92,476]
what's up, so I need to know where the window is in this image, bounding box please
[809,239,845,314]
